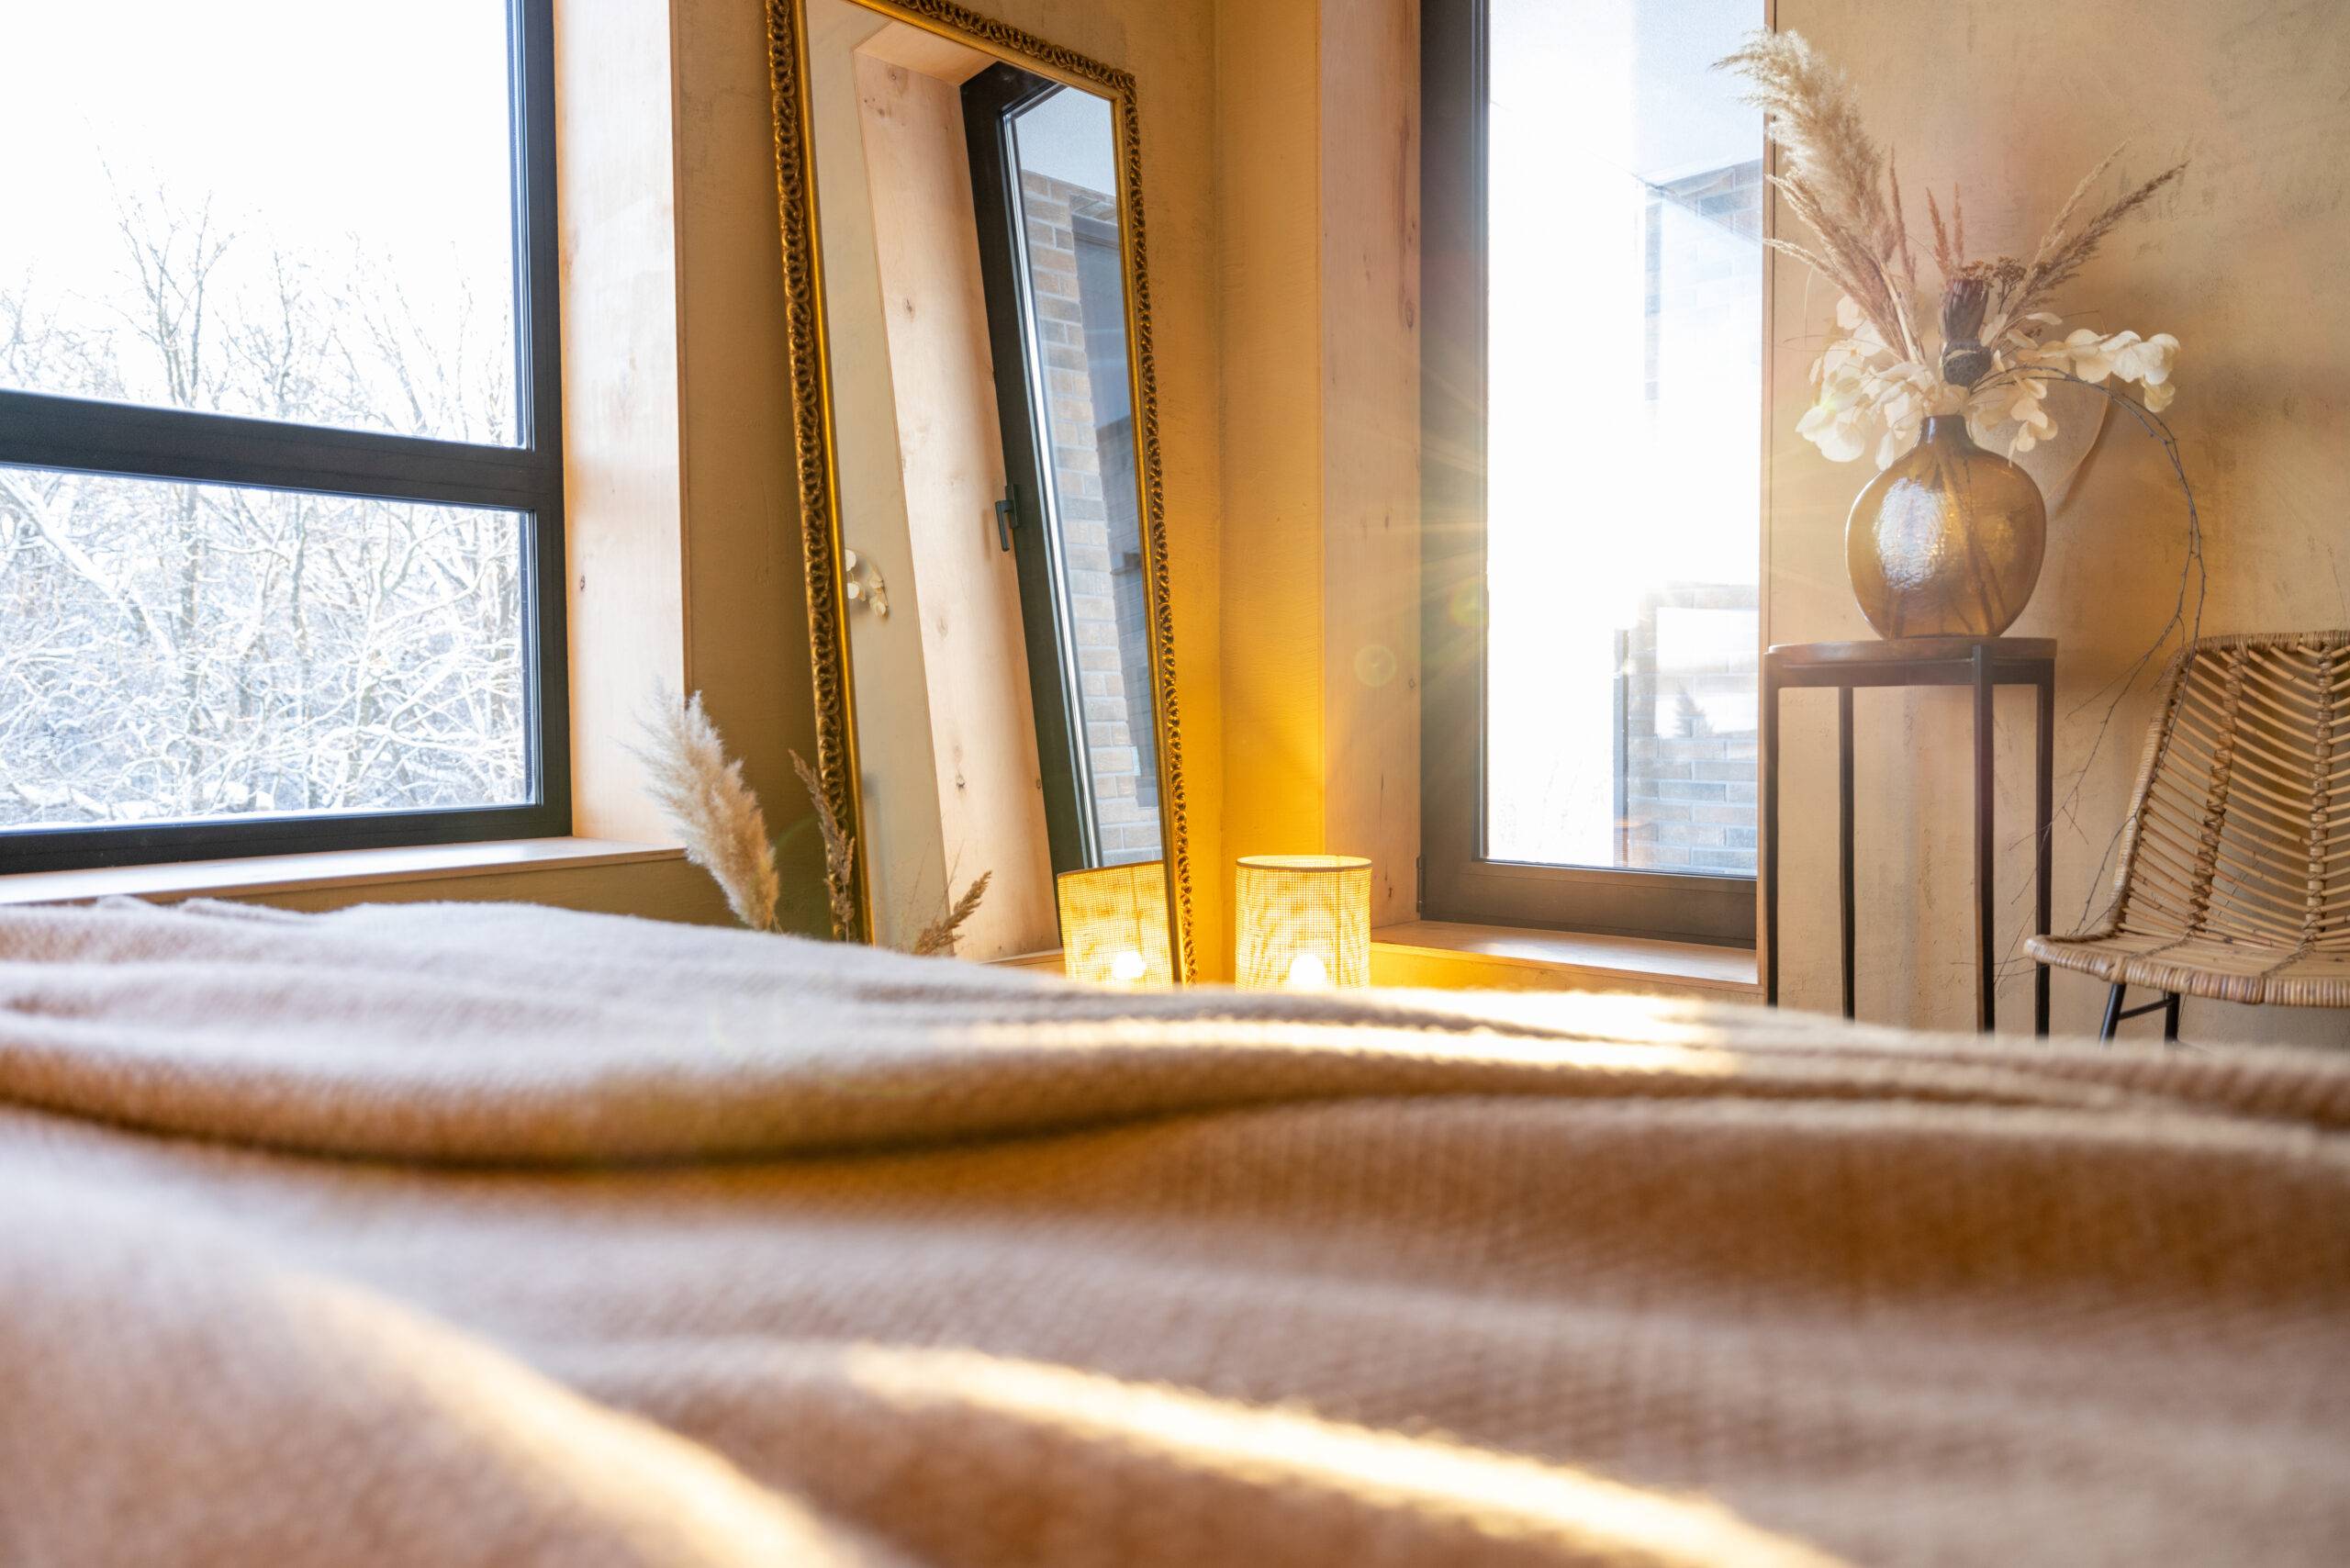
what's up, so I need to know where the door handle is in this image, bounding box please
[994,484,1018,553]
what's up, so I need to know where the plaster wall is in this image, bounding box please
[1766,0,2350,1043]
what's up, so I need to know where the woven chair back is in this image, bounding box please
[2109,631,2350,960]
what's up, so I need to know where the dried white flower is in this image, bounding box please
[1797,297,2181,465]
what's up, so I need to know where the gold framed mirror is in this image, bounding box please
[765,0,1193,979]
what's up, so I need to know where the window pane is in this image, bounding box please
[0,467,530,831]
[1483,0,1761,877]
[0,0,519,444]
[1008,89,1162,867]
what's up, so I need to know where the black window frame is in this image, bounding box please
[0,0,569,875]
[963,62,1100,879]
[1419,0,1758,948]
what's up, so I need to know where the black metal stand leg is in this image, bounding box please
[2100,982,2126,1042]
[2163,991,2181,1042]
[1973,646,1996,1032]
[2035,672,2054,1036]
[1762,663,1780,1007]
[1838,685,1854,1020]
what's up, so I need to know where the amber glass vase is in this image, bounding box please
[1845,416,2047,639]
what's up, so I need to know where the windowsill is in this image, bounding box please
[0,838,686,907]
[1373,919,1759,995]
[992,931,1759,994]
[990,948,1068,972]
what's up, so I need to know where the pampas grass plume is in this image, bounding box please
[633,688,782,934]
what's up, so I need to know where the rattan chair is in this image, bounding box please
[2029,629,2350,1042]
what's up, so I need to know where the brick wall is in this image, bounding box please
[1620,730,1758,874]
[1020,171,1162,864]
[1617,587,1759,878]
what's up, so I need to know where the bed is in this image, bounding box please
[2,897,2344,1565]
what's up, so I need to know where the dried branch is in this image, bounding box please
[910,870,992,958]
[1971,366,2207,990]
[790,747,857,941]
[1986,151,2186,342]
[1925,187,1957,280]
[1886,151,1918,301]
[632,689,781,933]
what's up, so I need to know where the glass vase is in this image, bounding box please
[1845,415,2047,639]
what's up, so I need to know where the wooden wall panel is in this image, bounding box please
[669,0,833,930]
[802,2,953,946]
[1320,0,1421,924]
[1215,0,1327,939]
[1219,0,1422,937]
[856,48,1058,956]
[554,0,688,844]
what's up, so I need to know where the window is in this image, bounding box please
[1422,0,1763,945]
[0,0,565,873]
[963,67,1162,873]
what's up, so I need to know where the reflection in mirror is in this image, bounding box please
[800,0,1177,970]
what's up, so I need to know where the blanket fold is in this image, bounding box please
[1,899,2344,1567]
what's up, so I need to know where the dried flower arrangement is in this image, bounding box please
[1719,32,2185,468]
[635,689,989,953]
[1722,32,2213,951]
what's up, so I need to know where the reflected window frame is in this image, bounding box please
[0,0,568,875]
[962,64,1163,878]
[1417,0,1761,948]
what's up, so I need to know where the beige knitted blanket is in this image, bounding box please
[0,899,2344,1567]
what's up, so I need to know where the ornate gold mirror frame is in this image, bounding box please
[763,0,1194,978]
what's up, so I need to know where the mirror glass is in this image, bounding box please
[800,0,1179,970]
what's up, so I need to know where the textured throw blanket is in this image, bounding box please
[0,899,2344,1567]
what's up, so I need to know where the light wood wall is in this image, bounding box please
[541,0,883,935]
[855,45,1059,956]
[804,3,952,946]
[1318,0,1421,925]
[666,0,841,935]
[1217,0,1422,939]
[1216,0,1325,935]
[554,0,688,846]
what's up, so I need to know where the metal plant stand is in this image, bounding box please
[1761,637,2057,1034]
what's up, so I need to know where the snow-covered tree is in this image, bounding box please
[1,194,529,829]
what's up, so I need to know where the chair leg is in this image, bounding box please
[2099,982,2126,1042]
[2162,991,2181,1042]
